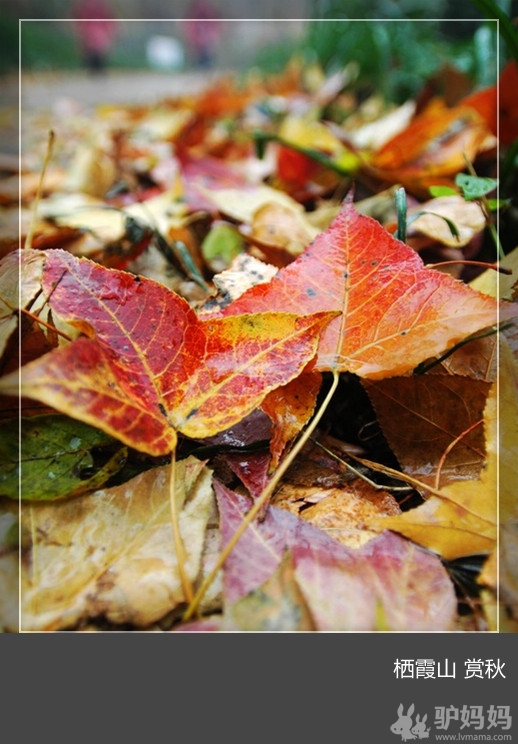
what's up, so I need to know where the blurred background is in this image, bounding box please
[1,0,517,100]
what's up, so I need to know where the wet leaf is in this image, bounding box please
[369,362,500,560]
[260,370,322,466]
[1,250,335,455]
[221,194,509,378]
[363,374,491,487]
[20,457,215,630]
[0,414,126,501]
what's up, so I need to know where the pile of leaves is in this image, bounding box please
[1,55,518,632]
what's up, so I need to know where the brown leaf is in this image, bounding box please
[369,370,498,560]
[363,374,490,487]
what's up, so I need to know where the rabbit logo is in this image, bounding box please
[412,714,430,739]
[390,704,417,741]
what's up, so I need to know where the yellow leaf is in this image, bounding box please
[278,114,345,155]
[469,245,518,301]
[479,340,518,625]
[20,457,216,631]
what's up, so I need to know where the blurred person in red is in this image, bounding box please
[183,0,222,69]
[73,0,117,75]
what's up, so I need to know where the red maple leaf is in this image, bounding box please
[9,250,335,455]
[220,193,510,378]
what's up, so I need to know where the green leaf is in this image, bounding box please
[486,198,510,212]
[429,185,458,198]
[455,174,498,201]
[0,415,127,500]
[201,222,245,270]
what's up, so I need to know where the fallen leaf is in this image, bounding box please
[198,180,310,226]
[245,201,318,265]
[200,221,245,273]
[205,253,278,311]
[1,414,126,501]
[345,99,416,150]
[0,507,19,631]
[366,99,497,195]
[469,244,518,302]
[1,250,334,454]
[0,249,45,355]
[283,479,401,548]
[220,193,508,378]
[260,370,322,466]
[215,480,456,630]
[223,449,272,500]
[362,374,490,487]
[498,60,518,145]
[20,456,216,630]
[478,340,518,624]
[221,550,316,631]
[37,193,127,251]
[464,61,518,144]
[435,334,498,381]
[404,195,486,248]
[368,359,500,560]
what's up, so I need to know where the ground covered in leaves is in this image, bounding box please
[1,57,518,632]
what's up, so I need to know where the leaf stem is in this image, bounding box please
[19,307,74,341]
[462,155,505,260]
[346,453,493,523]
[427,260,512,275]
[311,437,412,493]
[433,419,484,490]
[413,324,504,374]
[169,450,194,604]
[25,129,55,251]
[182,369,341,622]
